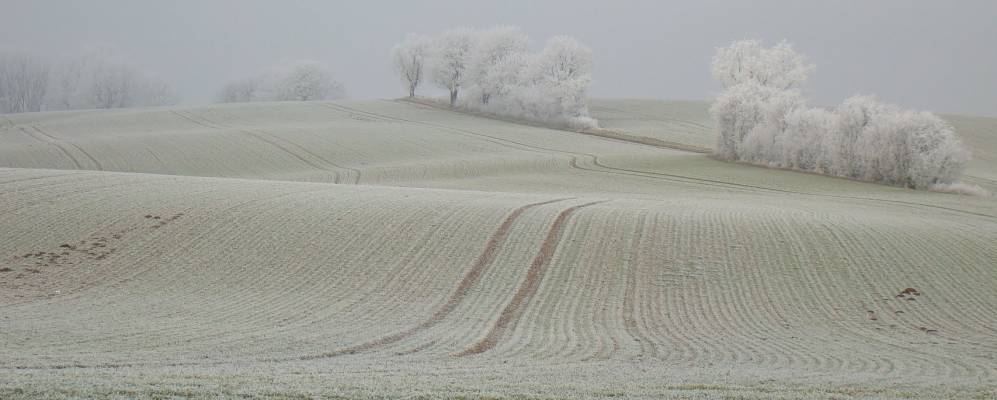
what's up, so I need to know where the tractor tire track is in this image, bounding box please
[292,197,571,361]
[199,109,363,184]
[31,126,104,171]
[19,127,83,170]
[174,109,360,184]
[459,200,607,355]
[171,110,336,181]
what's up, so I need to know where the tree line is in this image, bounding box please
[391,27,597,129]
[0,45,176,114]
[0,49,346,112]
[710,39,969,190]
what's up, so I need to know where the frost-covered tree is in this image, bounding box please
[710,83,798,161]
[47,45,177,110]
[833,95,889,177]
[267,60,343,101]
[851,105,968,188]
[530,36,594,120]
[0,52,50,114]
[467,26,529,104]
[396,29,598,129]
[391,34,430,98]
[738,86,805,165]
[711,39,813,90]
[781,107,838,171]
[709,39,969,190]
[217,60,343,103]
[430,28,475,106]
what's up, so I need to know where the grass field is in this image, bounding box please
[1,99,996,399]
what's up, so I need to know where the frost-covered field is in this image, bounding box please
[1,100,996,399]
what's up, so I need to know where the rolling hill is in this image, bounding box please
[1,99,995,399]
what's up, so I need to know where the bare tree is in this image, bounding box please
[0,52,50,113]
[391,34,430,98]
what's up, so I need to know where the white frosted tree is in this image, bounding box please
[711,39,813,91]
[391,34,431,98]
[0,52,50,114]
[710,39,969,190]
[430,28,476,106]
[710,83,794,161]
[527,35,596,126]
[852,106,968,189]
[781,107,838,171]
[833,95,889,177]
[399,29,597,128]
[267,60,343,101]
[738,86,805,165]
[467,26,529,104]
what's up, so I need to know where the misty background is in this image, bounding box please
[3,0,995,116]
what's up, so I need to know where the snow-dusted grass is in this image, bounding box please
[1,100,995,398]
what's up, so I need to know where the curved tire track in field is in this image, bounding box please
[20,125,104,171]
[291,197,571,361]
[172,109,358,184]
[197,109,363,184]
[19,127,84,170]
[460,200,606,356]
[31,126,104,171]
[171,110,337,181]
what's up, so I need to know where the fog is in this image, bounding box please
[3,0,995,116]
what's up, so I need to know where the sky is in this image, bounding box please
[3,0,995,116]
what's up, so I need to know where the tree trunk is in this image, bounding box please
[450,89,458,106]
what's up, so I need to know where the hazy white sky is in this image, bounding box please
[3,0,995,116]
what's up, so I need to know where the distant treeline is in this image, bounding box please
[0,45,176,113]
[217,60,344,103]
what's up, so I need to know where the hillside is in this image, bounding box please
[590,99,997,192]
[1,100,996,399]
